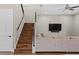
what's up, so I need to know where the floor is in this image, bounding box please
[14,23,34,55]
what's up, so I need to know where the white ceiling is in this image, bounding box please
[23,4,79,15]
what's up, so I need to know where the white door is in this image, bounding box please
[0,9,13,51]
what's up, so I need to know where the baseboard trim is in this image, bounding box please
[36,51,79,54]
[0,51,14,55]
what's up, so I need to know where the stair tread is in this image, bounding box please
[14,23,34,54]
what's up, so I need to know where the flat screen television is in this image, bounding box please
[49,24,61,32]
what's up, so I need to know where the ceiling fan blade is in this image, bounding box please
[71,6,79,8]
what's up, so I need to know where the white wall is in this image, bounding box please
[73,14,79,36]
[36,15,73,37]
[23,7,35,23]
[13,5,24,49]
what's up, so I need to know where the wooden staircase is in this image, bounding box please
[14,23,34,54]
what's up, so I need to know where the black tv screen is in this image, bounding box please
[49,24,61,32]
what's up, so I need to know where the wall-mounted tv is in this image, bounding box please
[49,24,61,32]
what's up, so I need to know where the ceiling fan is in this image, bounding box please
[63,4,79,11]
